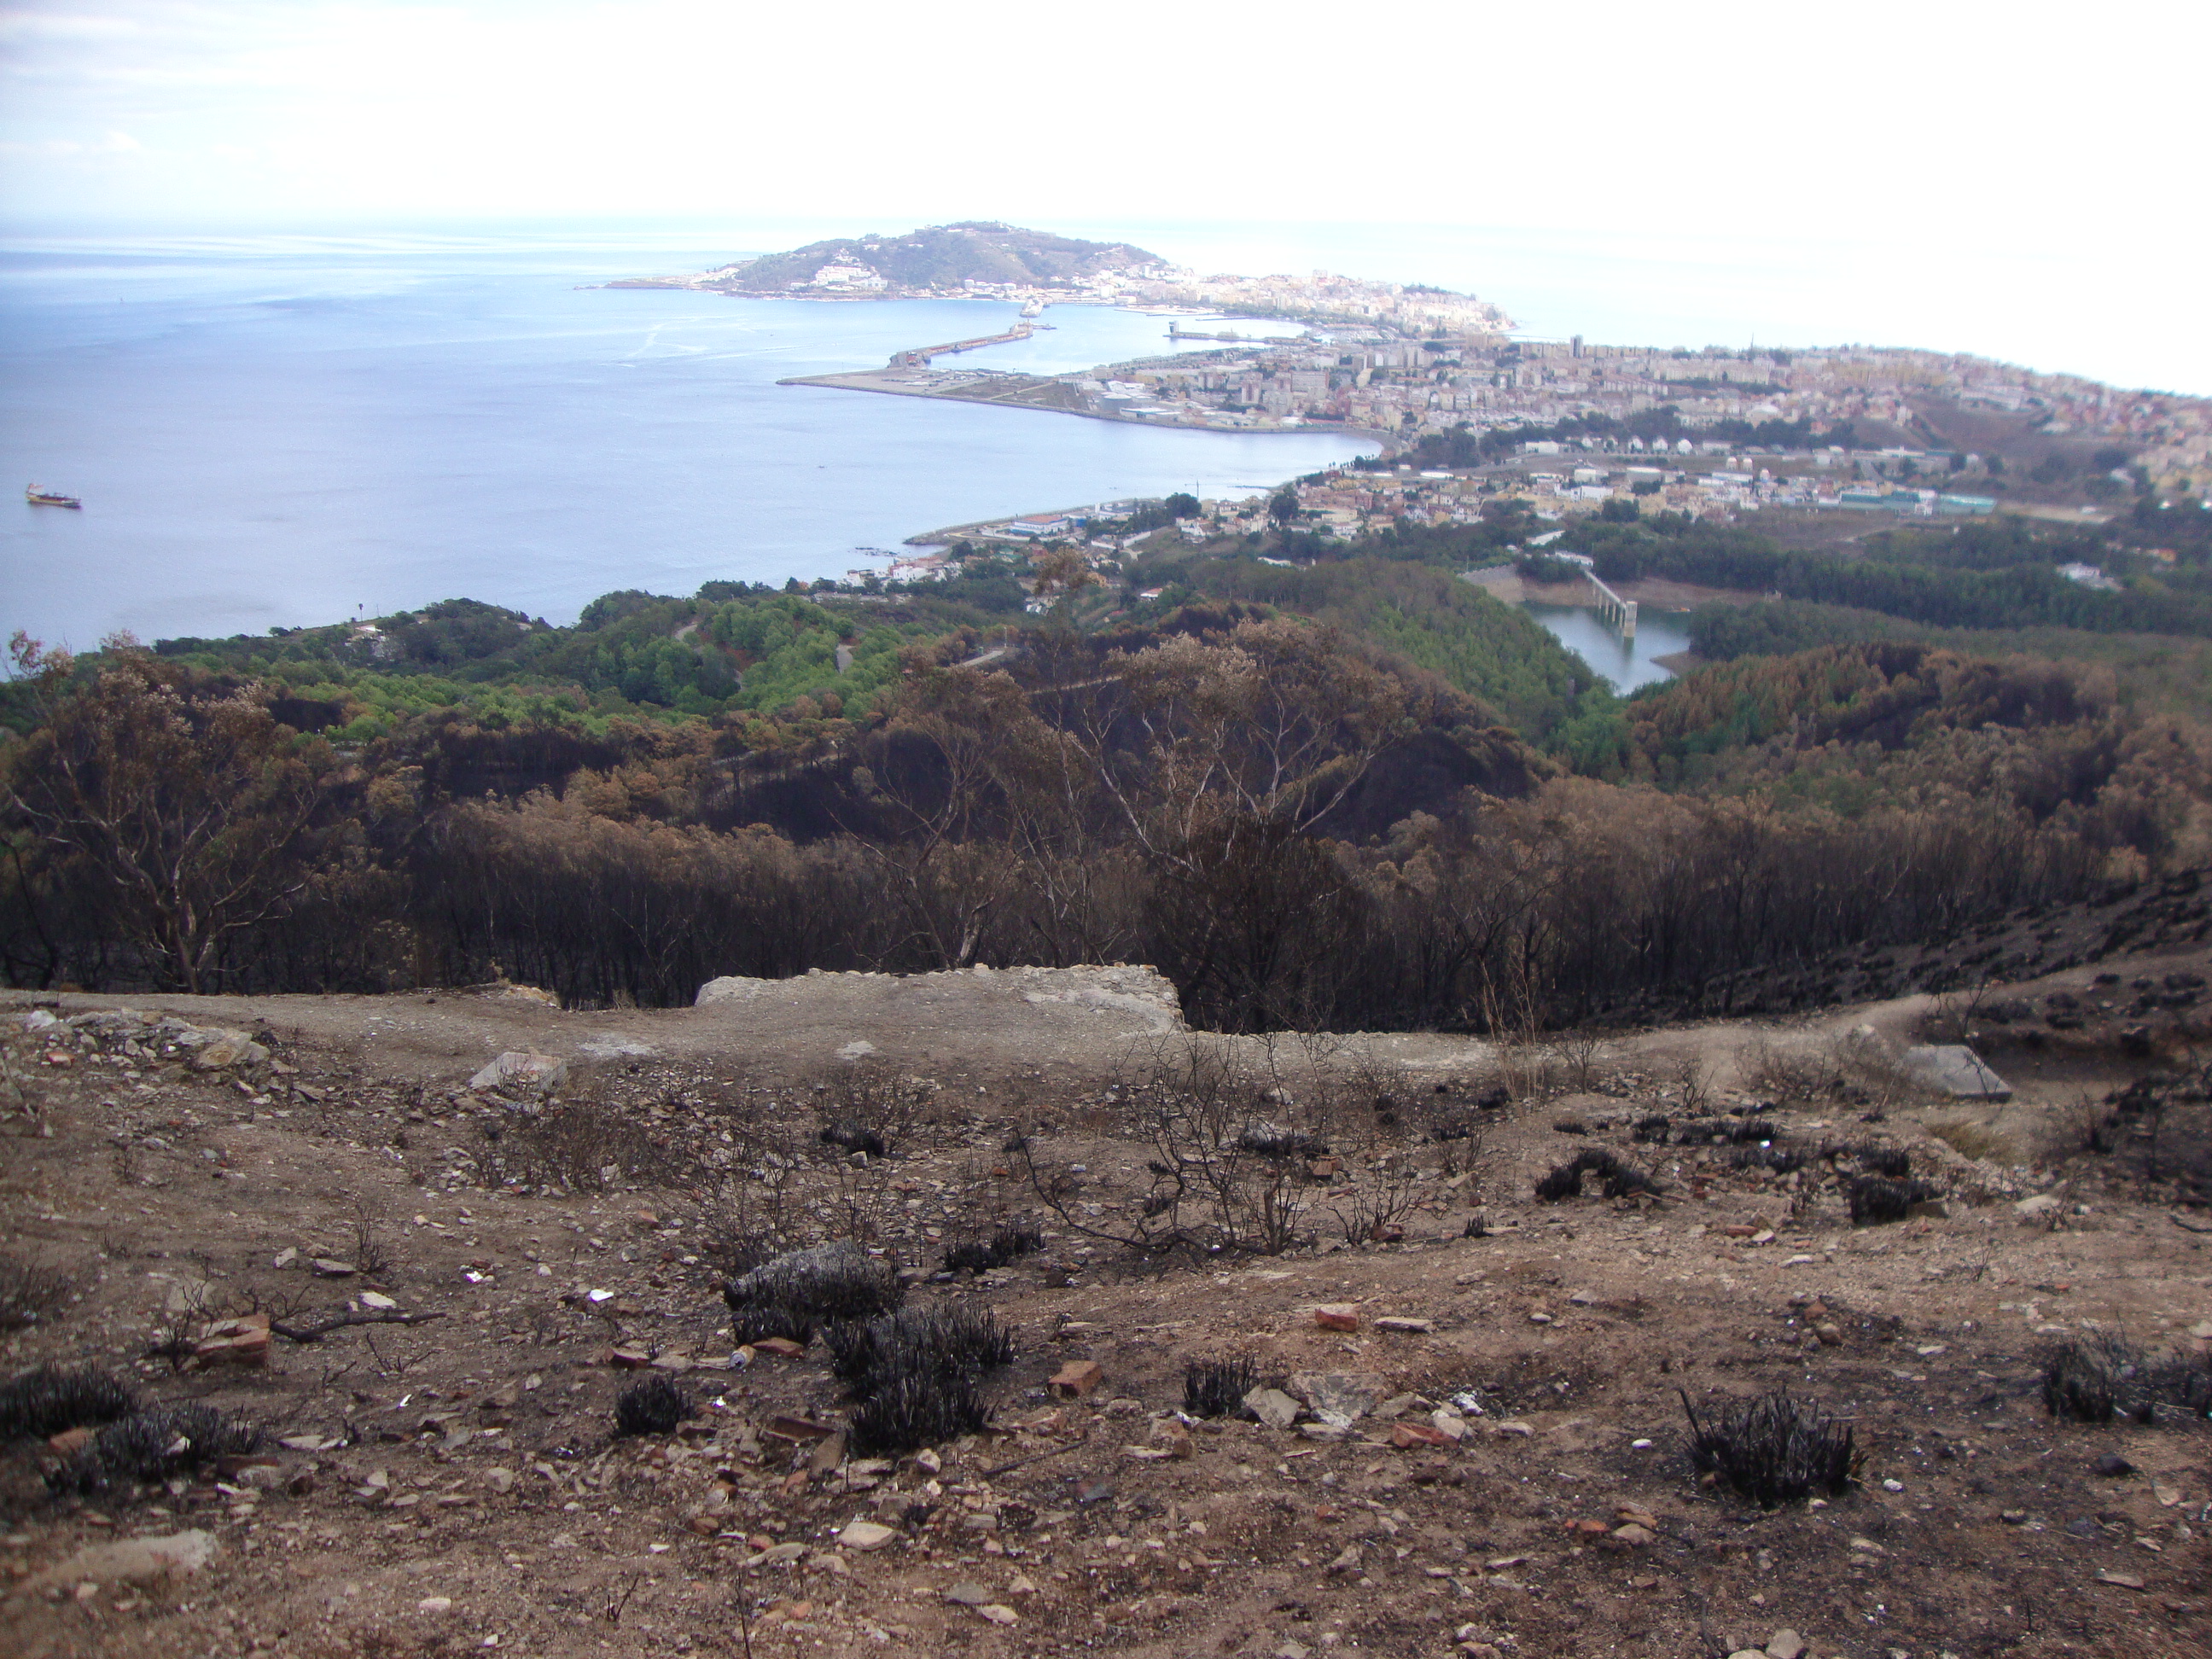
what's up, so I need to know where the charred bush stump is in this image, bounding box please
[1682,1388,1859,1506]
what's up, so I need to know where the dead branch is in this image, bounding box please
[270,1308,446,1342]
[980,1438,1091,1481]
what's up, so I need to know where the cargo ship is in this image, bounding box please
[26,485,81,509]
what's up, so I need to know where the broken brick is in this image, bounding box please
[195,1313,271,1369]
[1051,1360,1104,1397]
[1391,1421,1453,1449]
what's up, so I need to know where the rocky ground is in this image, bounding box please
[0,953,2208,1659]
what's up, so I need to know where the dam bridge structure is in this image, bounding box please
[1586,571,1638,637]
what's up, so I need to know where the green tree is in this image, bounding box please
[1030,545,1103,608]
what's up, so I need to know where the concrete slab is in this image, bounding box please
[1900,1044,2011,1101]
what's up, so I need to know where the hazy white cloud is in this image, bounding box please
[0,9,139,43]
[0,0,2204,390]
[1,0,2197,231]
[0,125,138,155]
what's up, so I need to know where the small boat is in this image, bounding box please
[26,485,80,509]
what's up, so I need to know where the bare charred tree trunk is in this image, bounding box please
[1144,817,1366,1033]
[3,639,332,992]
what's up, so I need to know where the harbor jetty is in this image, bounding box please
[889,323,1033,369]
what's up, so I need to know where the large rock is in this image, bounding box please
[1899,1045,2011,1101]
[20,1529,218,1595]
[185,1031,269,1071]
[696,963,1183,1033]
[1243,1387,1301,1429]
[723,1241,900,1324]
[1286,1371,1389,1428]
[59,1009,268,1071]
[1014,965,1185,1030]
[467,1051,568,1096]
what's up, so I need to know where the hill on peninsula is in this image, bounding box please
[706,221,1163,293]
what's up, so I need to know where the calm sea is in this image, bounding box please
[0,232,1371,649]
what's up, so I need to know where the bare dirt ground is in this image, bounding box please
[2,953,2209,1659]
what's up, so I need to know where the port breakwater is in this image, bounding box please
[889,323,1034,369]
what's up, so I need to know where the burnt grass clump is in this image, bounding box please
[1821,1143,1912,1178]
[2044,1332,2145,1422]
[820,1121,889,1159]
[1536,1148,1663,1202]
[1238,1126,1330,1160]
[1729,1143,1807,1175]
[1631,1114,1673,1144]
[1848,1174,1942,1225]
[0,1255,72,1332]
[2042,1332,2212,1423]
[614,1375,694,1436]
[1534,1162,1585,1201]
[1603,1164,1663,1199]
[828,1303,1013,1456]
[48,1401,263,1497]
[1682,1388,1859,1506]
[727,1300,820,1347]
[850,1369,991,1457]
[2086,1074,2212,1202]
[824,1304,1014,1399]
[943,1220,1045,1276]
[0,1365,139,1442]
[1183,1357,1259,1419]
[722,1240,904,1347]
[1664,1119,1740,1146]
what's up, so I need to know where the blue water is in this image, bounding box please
[1524,602,1693,695]
[0,233,1370,649]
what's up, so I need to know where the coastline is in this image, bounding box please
[599,281,1505,337]
[619,278,1394,573]
[603,277,1400,474]
[594,265,1412,567]
[780,368,1393,446]
[900,502,1133,548]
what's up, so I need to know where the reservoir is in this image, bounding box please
[1523,602,1694,695]
[0,232,1371,649]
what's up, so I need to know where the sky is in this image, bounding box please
[3,0,2209,388]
